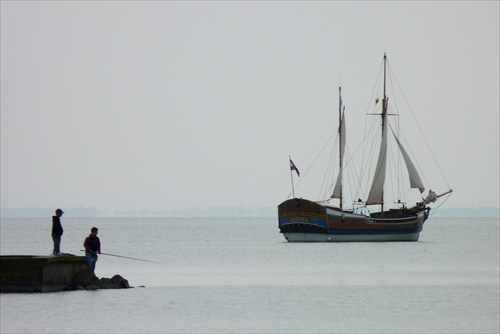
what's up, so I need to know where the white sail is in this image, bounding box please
[392,129,425,193]
[366,116,388,205]
[332,111,346,199]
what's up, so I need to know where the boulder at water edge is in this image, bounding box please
[71,268,130,290]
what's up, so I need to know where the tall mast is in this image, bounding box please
[367,54,389,210]
[381,53,388,212]
[338,86,343,210]
[331,87,346,205]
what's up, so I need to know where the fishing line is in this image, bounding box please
[80,250,164,265]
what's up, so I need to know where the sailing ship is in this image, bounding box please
[278,54,452,242]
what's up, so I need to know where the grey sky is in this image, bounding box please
[1,1,498,214]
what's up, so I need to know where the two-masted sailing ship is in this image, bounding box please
[278,54,452,242]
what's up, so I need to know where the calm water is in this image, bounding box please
[1,216,499,333]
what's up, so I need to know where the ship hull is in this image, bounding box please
[282,232,420,242]
[278,198,428,242]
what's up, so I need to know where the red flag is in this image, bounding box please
[290,159,300,177]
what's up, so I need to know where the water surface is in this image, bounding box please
[1,217,498,333]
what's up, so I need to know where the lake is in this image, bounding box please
[1,216,498,333]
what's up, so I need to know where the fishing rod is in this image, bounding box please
[80,250,163,264]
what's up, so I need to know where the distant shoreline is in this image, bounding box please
[1,206,499,218]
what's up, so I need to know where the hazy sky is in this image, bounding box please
[1,1,498,213]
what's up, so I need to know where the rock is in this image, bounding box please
[71,269,130,290]
[72,268,99,289]
[99,275,130,289]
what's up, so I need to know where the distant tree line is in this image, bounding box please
[1,206,498,218]
[0,206,102,217]
[116,206,276,217]
[0,206,276,217]
[431,206,499,218]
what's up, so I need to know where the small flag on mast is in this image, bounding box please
[290,159,300,177]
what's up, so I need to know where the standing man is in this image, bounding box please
[83,227,101,272]
[51,208,64,255]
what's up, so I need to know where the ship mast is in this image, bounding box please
[381,53,387,212]
[331,87,346,206]
[338,86,343,210]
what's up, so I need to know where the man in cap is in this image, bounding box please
[83,227,101,272]
[51,208,64,255]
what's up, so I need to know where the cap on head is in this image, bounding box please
[56,208,64,214]
[91,227,98,233]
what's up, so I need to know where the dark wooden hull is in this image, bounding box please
[278,198,429,242]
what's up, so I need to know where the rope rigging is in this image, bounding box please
[286,56,452,211]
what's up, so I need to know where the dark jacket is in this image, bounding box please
[51,216,63,237]
[84,234,101,253]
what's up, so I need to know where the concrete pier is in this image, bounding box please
[1,255,88,292]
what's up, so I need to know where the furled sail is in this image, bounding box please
[366,115,388,205]
[422,190,437,204]
[391,129,425,193]
[331,111,346,199]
